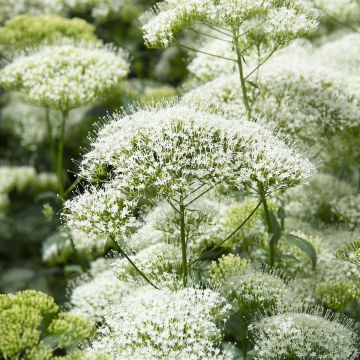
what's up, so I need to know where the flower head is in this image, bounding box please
[0,41,129,111]
[250,311,359,360]
[86,286,232,359]
[0,15,97,55]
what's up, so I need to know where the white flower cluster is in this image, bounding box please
[112,243,181,283]
[0,42,129,111]
[257,55,360,141]
[184,50,360,143]
[86,286,232,359]
[65,104,313,242]
[63,184,140,242]
[81,104,313,192]
[0,0,64,24]
[211,255,292,313]
[69,260,136,322]
[250,312,359,359]
[142,0,318,48]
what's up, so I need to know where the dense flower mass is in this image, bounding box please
[0,15,97,55]
[0,42,129,111]
[64,104,313,241]
[250,312,359,360]
[142,0,318,48]
[184,49,360,142]
[86,286,232,359]
[80,104,314,192]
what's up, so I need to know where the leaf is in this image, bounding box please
[246,80,260,91]
[286,233,317,269]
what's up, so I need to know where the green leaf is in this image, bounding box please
[286,233,317,269]
[246,80,260,91]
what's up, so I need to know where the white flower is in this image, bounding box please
[112,243,182,284]
[80,104,314,194]
[250,312,359,360]
[0,41,129,111]
[142,0,318,48]
[66,104,313,242]
[69,262,136,322]
[86,286,232,359]
[210,255,293,313]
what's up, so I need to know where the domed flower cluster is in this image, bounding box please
[0,41,129,111]
[112,243,181,283]
[69,267,135,322]
[0,15,97,55]
[86,286,232,359]
[184,49,360,143]
[250,312,359,360]
[142,0,318,48]
[0,290,94,359]
[64,104,314,242]
[210,255,292,313]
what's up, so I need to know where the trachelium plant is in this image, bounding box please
[64,103,314,287]
[141,0,319,268]
[0,40,129,201]
[141,0,318,120]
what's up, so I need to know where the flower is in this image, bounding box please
[0,41,129,111]
[69,266,135,322]
[210,255,292,313]
[335,240,360,266]
[142,0,318,48]
[66,104,313,242]
[315,280,360,311]
[0,15,97,55]
[86,286,232,359]
[112,243,182,284]
[250,311,359,359]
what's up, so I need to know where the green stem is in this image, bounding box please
[188,199,262,266]
[45,108,56,169]
[57,110,68,201]
[112,240,159,289]
[179,202,188,287]
[258,183,275,267]
[233,32,251,119]
[68,231,88,272]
